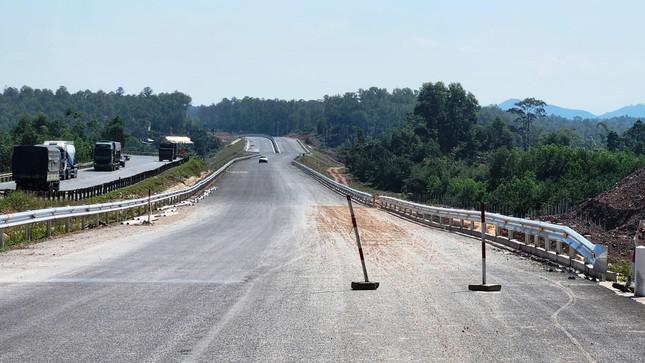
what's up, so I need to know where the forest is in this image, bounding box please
[341,82,645,216]
[189,87,419,146]
[1,83,643,211]
[0,86,220,170]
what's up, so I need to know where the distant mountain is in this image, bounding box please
[498,99,597,119]
[599,104,645,119]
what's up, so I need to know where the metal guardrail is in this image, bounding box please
[2,158,187,201]
[295,139,310,154]
[32,158,188,201]
[292,161,372,205]
[0,154,259,248]
[293,160,609,278]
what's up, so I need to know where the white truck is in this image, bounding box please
[43,140,78,180]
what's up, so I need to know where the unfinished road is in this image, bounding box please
[0,137,643,362]
[0,155,172,191]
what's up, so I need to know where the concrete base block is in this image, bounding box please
[468,284,502,292]
[351,281,380,290]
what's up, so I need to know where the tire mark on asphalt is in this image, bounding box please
[182,255,305,363]
[545,278,597,363]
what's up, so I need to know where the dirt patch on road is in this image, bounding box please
[313,206,435,270]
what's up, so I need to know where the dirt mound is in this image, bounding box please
[577,167,645,231]
[544,167,645,263]
[596,167,645,209]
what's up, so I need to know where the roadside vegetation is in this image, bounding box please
[296,147,403,198]
[297,148,342,176]
[339,82,645,217]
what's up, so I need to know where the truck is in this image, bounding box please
[158,142,177,161]
[93,141,122,171]
[43,140,78,180]
[12,145,61,192]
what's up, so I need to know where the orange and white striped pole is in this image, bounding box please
[346,195,379,290]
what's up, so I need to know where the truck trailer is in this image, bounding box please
[93,141,122,171]
[12,145,61,192]
[43,140,78,179]
[158,142,177,161]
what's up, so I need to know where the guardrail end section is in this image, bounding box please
[593,244,608,276]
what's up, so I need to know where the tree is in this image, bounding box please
[507,98,546,150]
[413,82,479,153]
[606,131,621,151]
[540,129,577,146]
[101,116,127,146]
[623,119,645,154]
[12,117,38,145]
[140,87,154,97]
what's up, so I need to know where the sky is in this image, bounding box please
[1,0,644,114]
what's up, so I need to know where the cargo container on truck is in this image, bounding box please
[43,140,78,179]
[158,142,177,161]
[12,145,61,192]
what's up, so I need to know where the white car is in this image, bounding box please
[259,156,268,163]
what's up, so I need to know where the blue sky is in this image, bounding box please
[1,1,643,113]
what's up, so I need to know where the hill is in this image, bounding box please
[498,98,597,119]
[499,99,645,120]
[600,104,645,119]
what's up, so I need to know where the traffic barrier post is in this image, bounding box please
[468,202,502,292]
[346,195,379,291]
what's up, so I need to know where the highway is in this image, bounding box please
[0,155,172,191]
[0,137,643,362]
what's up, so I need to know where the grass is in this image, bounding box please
[296,149,341,177]
[608,260,632,282]
[88,158,208,203]
[207,138,249,170]
[296,146,403,198]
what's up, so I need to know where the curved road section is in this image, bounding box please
[0,155,172,191]
[0,137,642,361]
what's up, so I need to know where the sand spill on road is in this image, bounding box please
[312,206,435,271]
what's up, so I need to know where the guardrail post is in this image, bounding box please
[635,246,645,297]
[47,220,52,238]
[65,217,70,234]
[0,228,4,249]
[81,216,86,230]
[525,233,531,245]
[147,189,152,224]
[556,240,563,255]
[95,213,100,227]
[25,224,31,242]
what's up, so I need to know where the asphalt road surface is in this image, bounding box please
[0,137,643,362]
[0,155,172,191]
